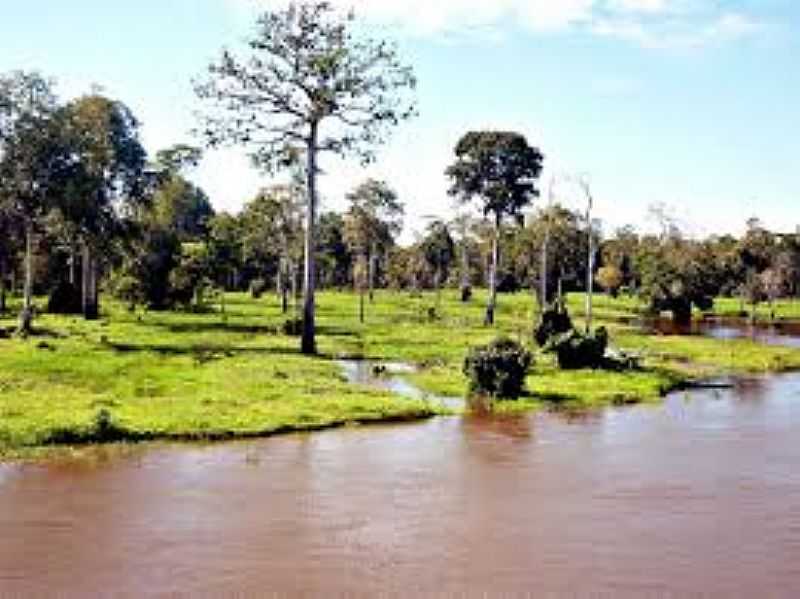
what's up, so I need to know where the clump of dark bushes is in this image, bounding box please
[547,327,609,370]
[535,305,622,370]
[534,303,573,347]
[464,337,533,399]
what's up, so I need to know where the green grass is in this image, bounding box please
[2,288,800,459]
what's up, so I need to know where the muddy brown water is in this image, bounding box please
[643,316,800,349]
[3,374,800,594]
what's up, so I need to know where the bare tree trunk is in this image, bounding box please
[301,123,318,355]
[460,242,471,302]
[290,260,299,318]
[276,260,283,300]
[18,222,34,334]
[0,254,6,314]
[368,242,376,303]
[82,243,99,320]
[281,275,289,314]
[358,251,367,324]
[435,266,442,311]
[485,214,500,326]
[359,283,365,324]
[69,243,77,286]
[557,274,564,307]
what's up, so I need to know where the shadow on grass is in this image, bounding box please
[152,321,281,335]
[105,341,302,360]
[148,320,359,339]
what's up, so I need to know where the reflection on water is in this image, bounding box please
[337,359,463,409]
[3,374,800,594]
[643,317,800,348]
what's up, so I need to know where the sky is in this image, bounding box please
[2,0,799,242]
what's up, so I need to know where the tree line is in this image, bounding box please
[2,1,798,349]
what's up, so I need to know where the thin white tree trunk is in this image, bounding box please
[301,123,318,355]
[18,222,34,333]
[368,242,376,303]
[485,215,500,326]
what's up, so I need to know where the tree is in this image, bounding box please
[596,265,623,297]
[420,219,455,309]
[195,1,416,354]
[316,211,351,288]
[207,212,243,293]
[602,225,640,291]
[451,212,476,301]
[240,186,304,314]
[60,94,147,319]
[154,144,203,174]
[0,71,65,333]
[151,145,214,241]
[446,131,543,325]
[637,235,716,324]
[343,178,403,321]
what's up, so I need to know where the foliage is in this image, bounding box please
[420,220,456,288]
[109,221,181,309]
[463,337,533,399]
[5,290,800,457]
[446,130,543,324]
[546,327,609,370]
[195,0,417,354]
[534,304,573,347]
[596,265,623,296]
[168,242,214,308]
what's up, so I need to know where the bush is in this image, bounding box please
[547,327,608,370]
[464,337,533,399]
[106,273,142,310]
[250,278,267,299]
[47,280,83,314]
[534,304,573,347]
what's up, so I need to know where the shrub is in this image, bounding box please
[463,337,533,399]
[547,327,608,370]
[534,304,573,347]
[107,273,142,310]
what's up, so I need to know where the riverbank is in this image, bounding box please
[3,290,800,458]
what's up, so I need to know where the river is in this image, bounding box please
[3,369,800,594]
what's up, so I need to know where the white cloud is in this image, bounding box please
[592,11,765,49]
[225,0,766,48]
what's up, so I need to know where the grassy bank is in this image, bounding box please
[2,289,800,458]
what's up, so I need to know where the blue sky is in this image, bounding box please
[2,1,798,241]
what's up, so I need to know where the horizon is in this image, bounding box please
[3,0,798,241]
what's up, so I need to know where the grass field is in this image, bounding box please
[2,289,800,458]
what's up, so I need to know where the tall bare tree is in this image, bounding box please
[195,1,416,354]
